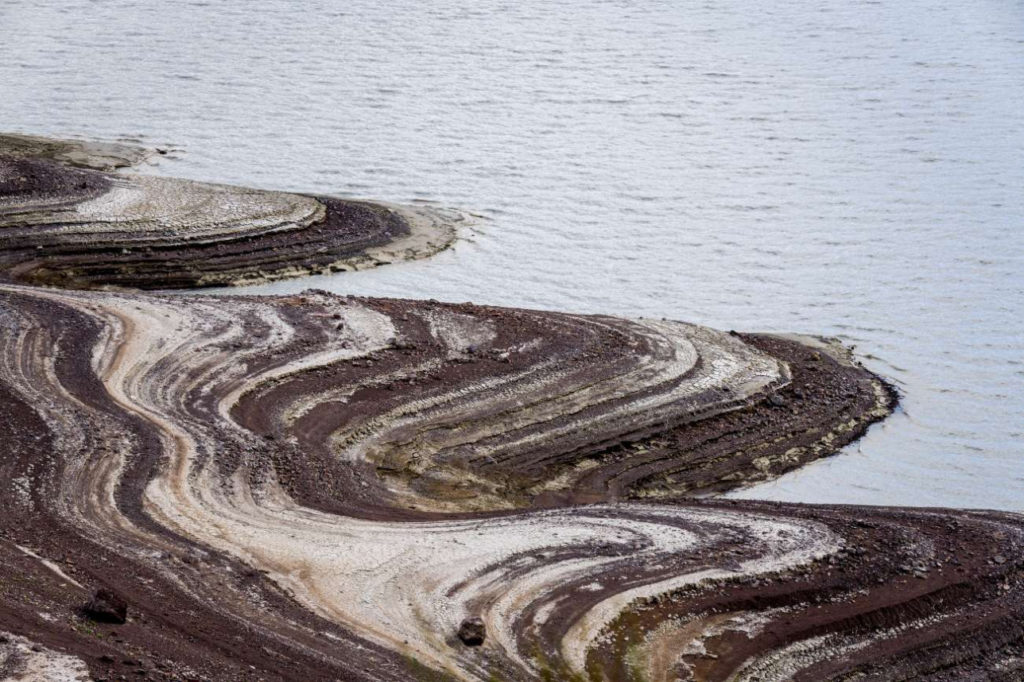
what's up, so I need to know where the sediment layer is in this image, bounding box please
[0,133,154,172]
[0,138,461,289]
[0,134,1018,681]
[1,284,1019,682]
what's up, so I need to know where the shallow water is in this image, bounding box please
[2,0,1022,510]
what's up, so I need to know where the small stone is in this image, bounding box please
[84,588,128,624]
[767,393,788,408]
[457,617,486,646]
[994,555,1006,564]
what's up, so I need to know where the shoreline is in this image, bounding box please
[0,134,462,290]
[0,134,1020,682]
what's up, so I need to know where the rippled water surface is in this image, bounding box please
[2,0,1022,510]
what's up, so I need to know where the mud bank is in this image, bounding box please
[0,135,1018,682]
[0,136,461,289]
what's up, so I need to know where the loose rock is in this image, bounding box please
[84,588,128,624]
[457,617,486,646]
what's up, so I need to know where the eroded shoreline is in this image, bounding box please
[0,135,1020,682]
[0,134,463,289]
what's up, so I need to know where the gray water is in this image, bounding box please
[2,0,1023,510]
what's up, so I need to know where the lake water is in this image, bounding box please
[2,0,1022,510]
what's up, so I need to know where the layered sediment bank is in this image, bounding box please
[0,134,462,289]
[0,136,1019,681]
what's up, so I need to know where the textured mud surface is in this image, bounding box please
[0,138,461,289]
[0,133,154,172]
[0,136,1019,682]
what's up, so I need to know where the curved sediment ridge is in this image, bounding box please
[0,136,1020,682]
[0,135,462,289]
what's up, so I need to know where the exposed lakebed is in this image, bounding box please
[0,135,1020,681]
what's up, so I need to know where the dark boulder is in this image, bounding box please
[457,617,485,646]
[84,588,128,624]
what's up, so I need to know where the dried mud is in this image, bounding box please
[0,136,1019,682]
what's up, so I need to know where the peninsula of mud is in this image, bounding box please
[0,135,1020,682]
[0,134,462,289]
